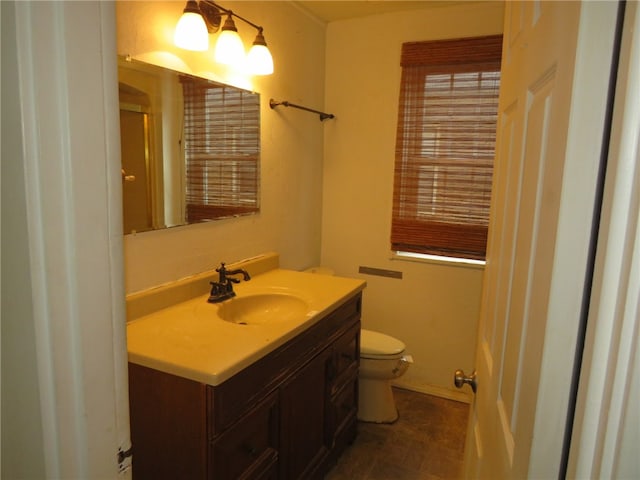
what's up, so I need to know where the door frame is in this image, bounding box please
[7,1,131,477]
[567,2,640,477]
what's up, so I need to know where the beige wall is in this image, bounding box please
[321,2,504,399]
[117,1,327,293]
[117,0,504,399]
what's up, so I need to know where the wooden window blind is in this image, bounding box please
[391,35,502,260]
[181,75,260,222]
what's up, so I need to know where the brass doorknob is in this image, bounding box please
[454,369,477,393]
[121,169,136,182]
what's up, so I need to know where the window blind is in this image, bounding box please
[391,35,502,260]
[181,75,260,222]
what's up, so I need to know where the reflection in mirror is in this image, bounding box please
[118,57,260,234]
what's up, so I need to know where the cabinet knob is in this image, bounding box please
[243,444,257,457]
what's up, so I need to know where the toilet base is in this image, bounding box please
[357,378,399,423]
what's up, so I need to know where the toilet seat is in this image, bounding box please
[360,329,406,360]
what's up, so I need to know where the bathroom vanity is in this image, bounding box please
[126,257,365,479]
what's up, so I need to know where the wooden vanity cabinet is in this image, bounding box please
[128,292,361,480]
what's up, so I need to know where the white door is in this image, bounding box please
[461,1,620,478]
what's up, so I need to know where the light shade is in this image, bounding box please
[174,1,209,51]
[214,14,245,68]
[247,31,274,75]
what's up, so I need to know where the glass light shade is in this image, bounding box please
[214,30,245,67]
[214,14,245,68]
[174,11,209,51]
[247,39,274,75]
[247,45,274,75]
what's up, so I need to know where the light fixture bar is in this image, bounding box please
[201,0,263,32]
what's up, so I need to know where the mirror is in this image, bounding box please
[118,57,260,234]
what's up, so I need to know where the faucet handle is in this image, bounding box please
[209,281,222,296]
[216,263,227,283]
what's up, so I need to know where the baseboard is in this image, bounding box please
[391,379,472,404]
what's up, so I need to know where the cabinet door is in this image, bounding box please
[128,363,207,480]
[279,347,331,480]
[210,391,279,480]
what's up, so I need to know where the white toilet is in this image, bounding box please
[358,329,413,423]
[303,267,412,423]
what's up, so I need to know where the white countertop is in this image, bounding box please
[126,268,365,386]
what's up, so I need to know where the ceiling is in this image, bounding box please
[294,1,466,23]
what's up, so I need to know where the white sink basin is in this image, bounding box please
[216,293,310,325]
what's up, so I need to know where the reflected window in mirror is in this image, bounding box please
[118,57,261,235]
[181,76,260,222]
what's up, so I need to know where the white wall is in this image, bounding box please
[321,2,504,399]
[117,1,327,294]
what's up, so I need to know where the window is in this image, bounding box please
[181,75,260,222]
[391,35,502,261]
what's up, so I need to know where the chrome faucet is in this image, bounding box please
[208,262,251,303]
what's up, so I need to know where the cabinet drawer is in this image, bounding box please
[331,321,360,394]
[210,392,279,480]
[329,374,358,454]
[331,374,358,440]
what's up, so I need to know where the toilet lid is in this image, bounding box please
[360,329,405,358]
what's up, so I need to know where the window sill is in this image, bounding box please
[390,251,485,270]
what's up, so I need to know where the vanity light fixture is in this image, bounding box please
[174,0,274,75]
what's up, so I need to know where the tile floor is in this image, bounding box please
[325,388,470,480]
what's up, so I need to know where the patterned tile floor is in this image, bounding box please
[326,388,470,480]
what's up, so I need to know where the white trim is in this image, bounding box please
[14,2,130,477]
[392,379,472,404]
[390,251,486,270]
[568,2,640,478]
[99,2,133,474]
[16,3,69,473]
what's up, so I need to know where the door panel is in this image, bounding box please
[500,75,554,436]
